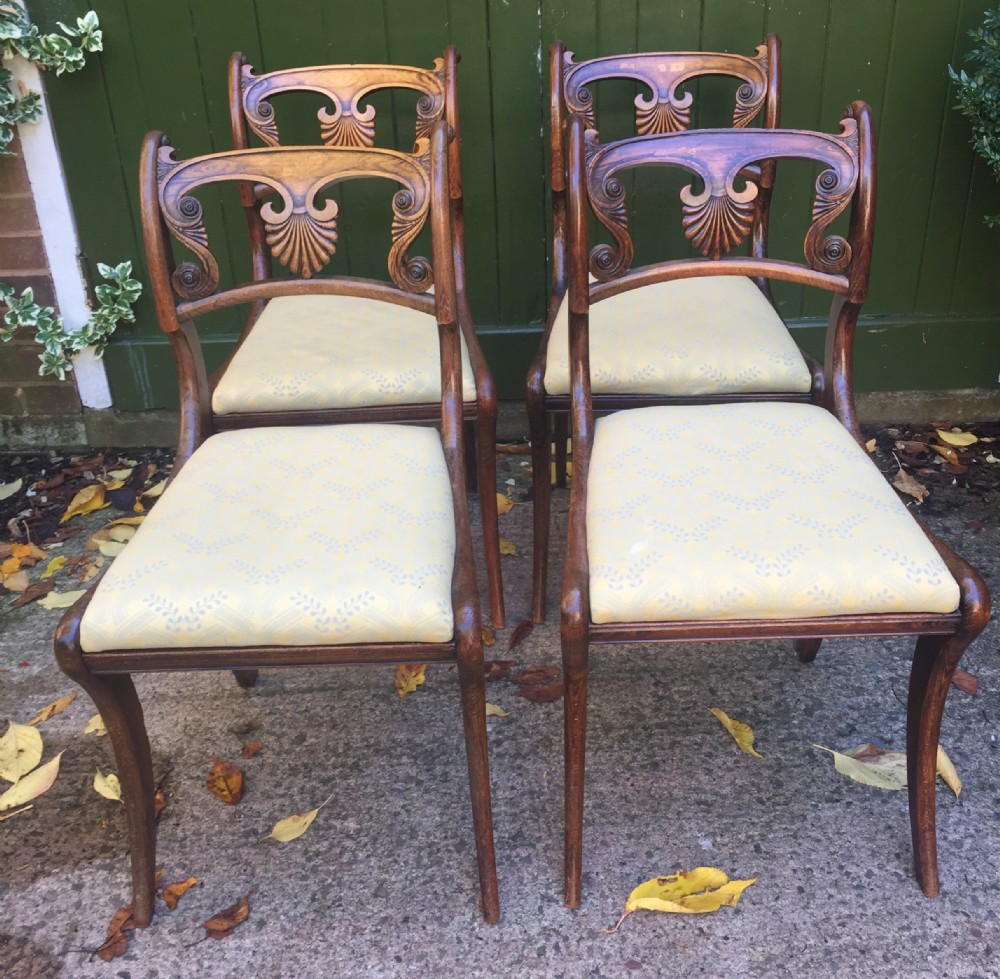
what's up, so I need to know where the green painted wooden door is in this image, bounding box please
[32,0,1000,405]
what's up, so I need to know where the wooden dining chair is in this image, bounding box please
[527,35,817,622]
[559,104,990,907]
[53,120,499,925]
[223,47,504,629]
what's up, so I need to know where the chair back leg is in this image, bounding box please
[561,632,589,908]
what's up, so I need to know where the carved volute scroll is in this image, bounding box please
[563,46,769,138]
[157,142,433,297]
[240,61,446,151]
[583,118,860,278]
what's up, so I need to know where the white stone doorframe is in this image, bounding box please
[8,53,113,410]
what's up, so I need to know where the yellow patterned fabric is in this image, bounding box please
[587,403,959,624]
[544,277,812,396]
[212,294,476,414]
[80,425,456,651]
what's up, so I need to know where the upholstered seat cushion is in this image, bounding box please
[80,425,456,651]
[212,295,476,414]
[587,402,959,624]
[544,277,812,396]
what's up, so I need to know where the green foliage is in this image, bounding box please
[0,4,102,153]
[950,8,1000,227]
[0,263,142,381]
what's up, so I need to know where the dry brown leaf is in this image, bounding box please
[506,619,534,653]
[162,876,199,910]
[484,659,517,682]
[60,484,107,523]
[516,679,563,703]
[951,668,978,696]
[510,665,560,686]
[27,692,77,726]
[496,493,515,515]
[930,444,960,465]
[78,558,103,582]
[93,905,135,962]
[154,786,167,820]
[10,579,55,608]
[240,740,263,759]
[201,892,252,940]
[499,538,517,556]
[481,626,495,648]
[395,663,426,699]
[205,757,243,805]
[892,468,929,502]
[2,570,29,593]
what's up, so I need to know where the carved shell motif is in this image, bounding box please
[635,94,691,135]
[680,184,757,260]
[318,103,376,148]
[262,198,339,278]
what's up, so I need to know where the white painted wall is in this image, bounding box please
[7,54,113,410]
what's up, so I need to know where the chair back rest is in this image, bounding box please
[567,100,875,306]
[551,36,780,194]
[141,133,449,327]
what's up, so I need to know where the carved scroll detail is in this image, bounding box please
[732,45,769,127]
[240,61,446,150]
[584,130,632,280]
[803,126,858,274]
[157,143,433,296]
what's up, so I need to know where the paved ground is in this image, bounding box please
[1,419,999,978]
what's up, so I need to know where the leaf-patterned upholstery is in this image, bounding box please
[543,277,811,397]
[587,402,959,624]
[212,295,476,414]
[80,425,456,651]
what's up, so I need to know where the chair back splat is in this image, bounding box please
[227,47,504,628]
[55,120,500,927]
[559,106,989,908]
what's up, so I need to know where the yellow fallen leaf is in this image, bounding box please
[84,714,107,737]
[0,803,33,822]
[813,744,907,790]
[60,484,108,523]
[28,692,78,726]
[98,541,127,557]
[102,478,126,491]
[936,429,978,447]
[162,876,199,910]
[79,559,103,582]
[262,793,334,843]
[11,542,46,563]
[37,589,87,610]
[107,525,136,543]
[708,707,762,758]
[106,468,134,481]
[865,438,877,453]
[482,626,495,647]
[2,570,28,592]
[550,460,573,484]
[931,443,959,465]
[1,555,20,577]
[485,703,512,718]
[499,538,517,556]
[0,478,23,501]
[142,481,166,498]
[94,769,123,803]
[496,493,514,515]
[936,744,962,797]
[395,663,426,699]
[613,867,756,930]
[0,722,43,784]
[109,515,145,526]
[0,751,63,811]
[40,556,67,580]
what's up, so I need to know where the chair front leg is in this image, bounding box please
[456,641,500,923]
[907,633,967,897]
[527,395,551,623]
[475,403,504,629]
[562,630,589,908]
[795,638,823,663]
[54,654,157,925]
[232,669,259,689]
